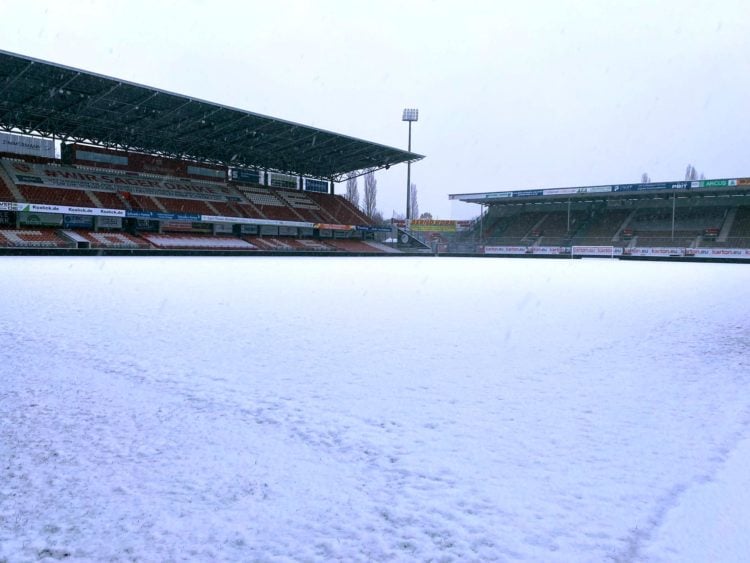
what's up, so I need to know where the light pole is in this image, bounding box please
[402,108,418,221]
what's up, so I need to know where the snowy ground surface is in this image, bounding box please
[1,256,749,562]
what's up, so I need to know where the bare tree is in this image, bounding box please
[419,211,433,220]
[363,170,377,217]
[641,172,651,183]
[685,164,698,181]
[345,173,359,208]
[409,183,419,219]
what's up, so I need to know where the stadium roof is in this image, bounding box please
[0,49,423,181]
[451,177,750,205]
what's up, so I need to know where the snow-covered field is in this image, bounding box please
[1,256,749,562]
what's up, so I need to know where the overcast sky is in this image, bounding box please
[2,0,749,218]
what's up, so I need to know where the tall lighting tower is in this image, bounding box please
[402,108,419,220]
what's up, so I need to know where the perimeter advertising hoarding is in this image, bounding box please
[0,132,55,159]
[572,246,624,256]
[484,246,567,255]
[685,248,750,259]
[626,247,685,257]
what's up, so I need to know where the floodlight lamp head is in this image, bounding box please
[402,108,419,122]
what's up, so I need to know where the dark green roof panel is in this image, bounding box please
[0,50,423,180]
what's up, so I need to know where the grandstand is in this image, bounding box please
[450,179,750,260]
[0,50,424,254]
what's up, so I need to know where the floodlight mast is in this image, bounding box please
[402,108,419,220]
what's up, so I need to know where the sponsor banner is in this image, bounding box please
[186,165,225,180]
[198,214,240,224]
[314,223,356,231]
[15,202,126,217]
[126,210,201,222]
[484,245,529,255]
[448,192,492,201]
[0,132,55,158]
[701,179,738,188]
[63,215,94,228]
[572,246,624,256]
[161,221,198,232]
[0,201,19,211]
[545,186,613,196]
[230,168,261,184]
[685,248,750,259]
[269,173,297,189]
[513,189,544,197]
[200,214,313,228]
[213,222,234,234]
[580,185,613,194]
[409,219,458,232]
[453,177,747,203]
[638,183,669,191]
[20,211,63,226]
[304,178,329,193]
[543,188,578,196]
[97,216,123,229]
[626,247,685,257]
[356,225,391,233]
[76,149,128,166]
[531,246,566,255]
[278,225,298,236]
[1,161,235,202]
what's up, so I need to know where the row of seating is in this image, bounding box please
[0,174,16,201]
[16,185,97,208]
[143,234,257,249]
[0,229,70,247]
[476,203,747,249]
[0,157,374,227]
[0,227,387,252]
[75,231,145,248]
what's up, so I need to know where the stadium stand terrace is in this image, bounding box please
[450,178,750,260]
[0,49,423,254]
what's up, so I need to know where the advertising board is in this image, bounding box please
[0,132,55,159]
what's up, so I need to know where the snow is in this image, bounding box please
[1,256,749,561]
